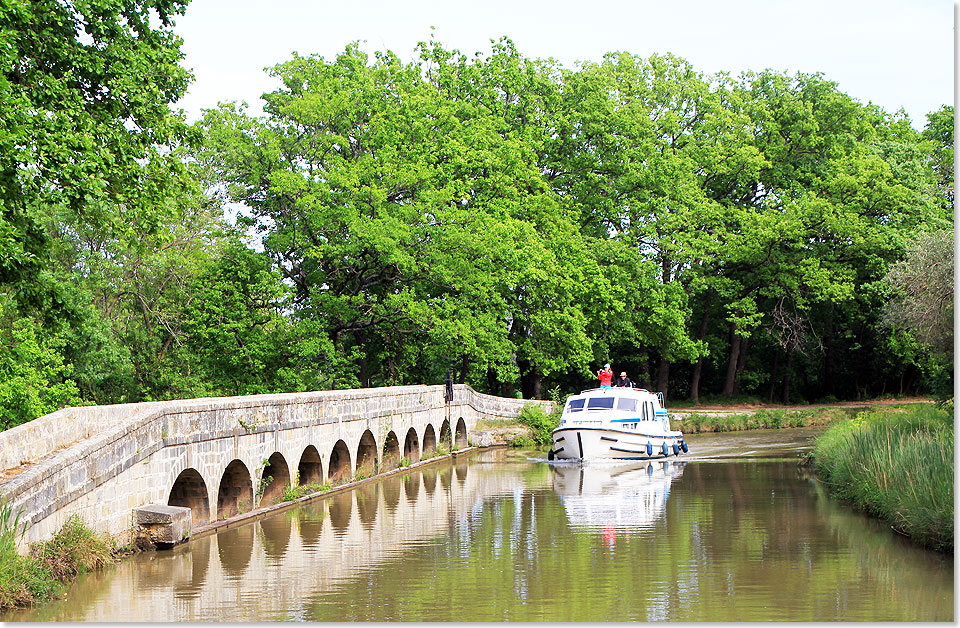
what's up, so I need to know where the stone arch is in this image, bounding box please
[382,431,401,469]
[259,452,291,506]
[422,424,437,459]
[455,417,468,449]
[297,445,323,487]
[356,429,378,477]
[328,439,351,485]
[403,427,420,463]
[168,468,210,525]
[217,459,253,519]
[439,419,452,449]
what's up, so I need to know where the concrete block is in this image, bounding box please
[134,504,192,548]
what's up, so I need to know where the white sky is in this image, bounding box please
[172,0,954,129]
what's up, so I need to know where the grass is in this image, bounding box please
[0,503,116,609]
[280,482,327,502]
[812,404,953,552]
[673,406,861,433]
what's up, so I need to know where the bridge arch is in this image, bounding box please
[356,430,378,477]
[403,427,419,463]
[439,419,451,449]
[422,424,437,458]
[328,440,351,485]
[297,445,323,486]
[382,431,400,469]
[259,452,291,506]
[168,468,210,524]
[217,459,253,519]
[455,417,468,449]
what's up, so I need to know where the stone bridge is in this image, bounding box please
[0,384,551,547]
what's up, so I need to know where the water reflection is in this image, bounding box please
[216,524,253,577]
[551,460,685,531]
[2,439,952,623]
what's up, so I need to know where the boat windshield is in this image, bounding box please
[617,397,637,412]
[586,397,615,410]
[566,399,585,412]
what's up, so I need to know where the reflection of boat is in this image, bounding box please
[551,460,686,529]
[550,387,687,460]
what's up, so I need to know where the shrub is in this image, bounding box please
[516,404,559,447]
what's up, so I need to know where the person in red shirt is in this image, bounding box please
[597,363,614,387]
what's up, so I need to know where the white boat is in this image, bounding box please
[548,387,688,460]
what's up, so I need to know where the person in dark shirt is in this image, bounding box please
[614,372,633,388]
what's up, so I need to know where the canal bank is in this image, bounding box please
[2,432,952,622]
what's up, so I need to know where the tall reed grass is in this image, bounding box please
[0,502,115,609]
[813,405,953,552]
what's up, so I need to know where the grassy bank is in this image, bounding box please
[811,404,953,552]
[0,504,115,609]
[672,406,864,433]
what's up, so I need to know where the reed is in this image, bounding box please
[0,503,116,609]
[812,405,953,552]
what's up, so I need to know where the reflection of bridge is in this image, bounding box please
[0,385,551,546]
[13,456,542,622]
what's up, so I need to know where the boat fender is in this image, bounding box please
[672,442,679,456]
[647,463,654,475]
[681,441,688,453]
[547,449,555,461]
[646,442,653,456]
[661,442,669,457]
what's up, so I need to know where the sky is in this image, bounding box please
[171,0,954,129]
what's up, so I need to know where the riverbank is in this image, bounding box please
[811,404,953,552]
[0,507,116,609]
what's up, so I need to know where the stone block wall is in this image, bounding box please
[0,385,552,547]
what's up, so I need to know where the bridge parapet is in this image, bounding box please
[0,384,551,548]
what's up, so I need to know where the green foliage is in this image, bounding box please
[0,506,114,609]
[281,483,324,502]
[813,406,953,551]
[515,404,559,447]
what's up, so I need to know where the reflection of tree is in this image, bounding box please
[300,461,950,622]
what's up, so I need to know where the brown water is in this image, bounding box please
[3,430,953,622]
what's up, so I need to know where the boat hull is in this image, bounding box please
[551,427,685,460]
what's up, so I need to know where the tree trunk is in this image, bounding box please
[657,358,670,399]
[733,337,749,396]
[487,367,499,396]
[636,352,652,390]
[722,322,741,397]
[767,351,779,404]
[458,354,468,385]
[781,347,793,404]
[689,294,712,405]
[823,304,836,398]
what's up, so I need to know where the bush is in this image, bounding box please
[516,404,560,447]
[813,405,953,551]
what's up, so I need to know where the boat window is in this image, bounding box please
[566,399,585,412]
[641,403,648,421]
[648,402,656,420]
[586,397,615,410]
[617,397,637,412]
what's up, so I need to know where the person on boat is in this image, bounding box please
[597,363,614,387]
[614,372,633,388]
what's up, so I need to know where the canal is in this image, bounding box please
[3,429,953,621]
